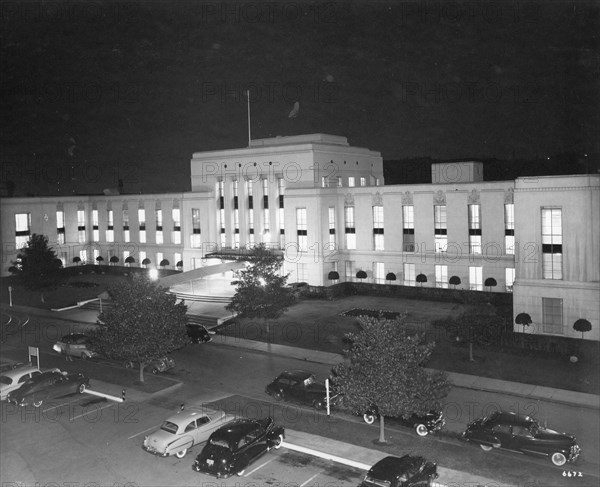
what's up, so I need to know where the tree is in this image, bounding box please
[109,256,119,266]
[125,256,136,266]
[515,312,532,333]
[333,316,450,443]
[573,319,592,339]
[226,244,294,336]
[385,272,396,284]
[73,256,82,265]
[91,274,188,383]
[96,256,105,265]
[484,277,497,292]
[160,259,170,268]
[142,258,151,268]
[9,234,63,303]
[328,270,340,282]
[176,260,183,269]
[356,270,367,281]
[449,276,461,289]
[416,273,427,286]
[451,311,506,362]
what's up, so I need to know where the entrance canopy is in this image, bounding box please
[157,261,246,288]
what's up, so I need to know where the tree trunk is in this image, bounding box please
[378,415,386,443]
[139,362,145,383]
[40,291,45,303]
[469,342,474,362]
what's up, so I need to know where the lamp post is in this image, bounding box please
[8,286,12,307]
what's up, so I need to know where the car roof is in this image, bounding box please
[492,411,535,425]
[61,333,89,340]
[368,455,425,478]
[0,365,40,379]
[164,407,222,426]
[211,418,268,441]
[277,370,315,380]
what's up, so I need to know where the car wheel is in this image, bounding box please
[415,423,429,437]
[273,391,284,401]
[551,452,567,466]
[273,433,284,449]
[78,383,87,394]
[175,448,187,459]
[33,398,43,408]
[80,353,87,360]
[152,368,159,375]
[480,444,493,452]
[124,361,133,369]
[363,413,375,425]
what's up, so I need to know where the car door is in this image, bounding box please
[243,424,268,465]
[287,379,306,402]
[511,425,539,455]
[491,423,515,450]
[184,418,199,445]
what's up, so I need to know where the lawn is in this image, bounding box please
[2,271,598,395]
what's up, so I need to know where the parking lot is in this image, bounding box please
[1,390,366,486]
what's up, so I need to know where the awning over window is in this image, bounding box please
[157,261,246,288]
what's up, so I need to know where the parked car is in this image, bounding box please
[186,324,213,344]
[143,407,235,458]
[123,356,175,374]
[462,411,581,466]
[192,417,284,478]
[0,365,45,401]
[6,370,89,407]
[286,282,308,297]
[265,370,336,410]
[361,406,445,437]
[360,455,438,487]
[53,333,97,359]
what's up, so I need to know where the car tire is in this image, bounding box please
[273,433,284,449]
[415,424,429,437]
[363,413,375,424]
[480,444,493,452]
[175,448,187,459]
[33,398,43,408]
[124,361,133,369]
[78,383,86,394]
[312,399,325,410]
[152,368,159,375]
[273,391,284,401]
[551,452,567,466]
[80,353,87,360]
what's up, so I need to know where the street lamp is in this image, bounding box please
[8,285,12,307]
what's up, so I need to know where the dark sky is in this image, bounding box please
[1,0,598,195]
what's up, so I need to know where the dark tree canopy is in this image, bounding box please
[125,256,135,264]
[515,312,532,329]
[142,258,151,266]
[449,275,461,288]
[109,256,119,264]
[160,259,170,267]
[385,272,396,281]
[91,274,188,382]
[484,277,497,290]
[328,271,340,280]
[226,244,294,322]
[356,270,367,280]
[573,318,592,339]
[96,256,104,263]
[416,273,427,285]
[10,234,63,302]
[333,316,449,443]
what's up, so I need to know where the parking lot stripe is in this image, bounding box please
[243,456,276,477]
[300,473,319,487]
[70,402,114,421]
[128,423,162,440]
[42,402,71,414]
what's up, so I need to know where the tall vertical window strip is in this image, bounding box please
[278,178,285,248]
[468,204,482,254]
[217,181,224,209]
[373,205,384,251]
[348,177,355,187]
[262,179,269,209]
[542,208,562,280]
[56,211,65,245]
[172,208,181,244]
[469,266,483,291]
[435,265,448,288]
[328,207,336,250]
[542,297,563,334]
[77,210,86,244]
[92,209,99,242]
[122,210,130,243]
[344,206,356,250]
[296,208,307,251]
[191,208,201,248]
[373,262,385,283]
[233,180,238,209]
[434,205,447,252]
[403,263,415,286]
[505,268,515,292]
[402,206,415,252]
[106,210,114,243]
[155,209,163,245]
[138,208,146,244]
[504,204,515,255]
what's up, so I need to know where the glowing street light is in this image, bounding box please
[149,268,159,280]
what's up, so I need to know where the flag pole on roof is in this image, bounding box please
[247,89,251,147]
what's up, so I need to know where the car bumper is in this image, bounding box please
[569,445,582,462]
[142,444,169,457]
[192,462,232,478]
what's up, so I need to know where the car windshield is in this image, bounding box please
[160,421,179,434]
[0,376,12,385]
[209,438,231,449]
[304,375,316,386]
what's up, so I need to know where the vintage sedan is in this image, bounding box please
[362,407,445,437]
[6,370,89,407]
[186,324,213,344]
[361,455,438,487]
[265,370,336,410]
[192,417,284,478]
[123,356,175,374]
[0,365,44,401]
[143,407,235,458]
[462,411,581,466]
[53,333,97,359]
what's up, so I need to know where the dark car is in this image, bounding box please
[123,356,175,374]
[6,370,89,407]
[186,324,213,344]
[361,455,438,487]
[265,370,336,410]
[362,407,445,437]
[192,417,284,478]
[462,411,581,466]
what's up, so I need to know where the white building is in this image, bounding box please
[1,134,598,340]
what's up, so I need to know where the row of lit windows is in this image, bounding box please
[320,176,380,188]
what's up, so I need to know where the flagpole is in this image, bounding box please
[247,89,251,147]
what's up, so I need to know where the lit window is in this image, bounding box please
[344,206,356,250]
[56,211,65,245]
[403,206,415,252]
[505,267,515,292]
[468,204,482,254]
[542,297,563,334]
[541,208,562,280]
[403,263,415,286]
[435,265,448,288]
[328,207,336,250]
[373,206,384,251]
[191,208,201,248]
[434,205,447,252]
[469,266,483,291]
[15,213,31,248]
[296,208,307,252]
[348,177,355,187]
[504,204,515,255]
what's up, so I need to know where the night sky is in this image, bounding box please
[1,1,598,196]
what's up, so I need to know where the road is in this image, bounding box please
[1,311,599,486]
